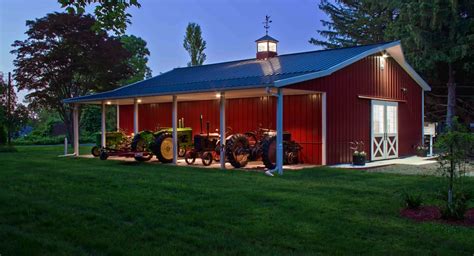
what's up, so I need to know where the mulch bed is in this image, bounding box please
[400,206,474,227]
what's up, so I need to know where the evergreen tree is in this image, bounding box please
[310,0,397,48]
[386,0,474,126]
[183,23,207,66]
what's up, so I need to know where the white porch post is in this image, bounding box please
[133,98,139,135]
[73,104,79,156]
[101,101,106,148]
[321,92,327,165]
[116,104,120,132]
[219,92,226,169]
[276,88,284,175]
[172,95,178,164]
[421,90,425,145]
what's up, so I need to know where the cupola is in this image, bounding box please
[256,15,278,60]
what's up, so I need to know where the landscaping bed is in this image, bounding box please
[401,206,474,227]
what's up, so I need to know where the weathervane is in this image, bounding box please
[263,15,272,35]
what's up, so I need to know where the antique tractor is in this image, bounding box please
[131,126,193,163]
[260,134,302,169]
[225,127,302,169]
[150,127,193,163]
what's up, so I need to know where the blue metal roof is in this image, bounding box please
[255,35,279,42]
[65,42,395,103]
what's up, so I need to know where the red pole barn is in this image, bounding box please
[65,37,430,173]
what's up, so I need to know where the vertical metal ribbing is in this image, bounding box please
[219,92,226,169]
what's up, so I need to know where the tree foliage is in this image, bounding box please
[120,35,152,84]
[58,0,141,35]
[0,72,30,144]
[435,117,474,219]
[386,0,474,126]
[183,23,207,66]
[11,13,132,145]
[313,0,474,125]
[310,0,397,48]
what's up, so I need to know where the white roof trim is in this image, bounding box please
[274,41,431,91]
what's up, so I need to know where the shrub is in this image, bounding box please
[14,135,66,145]
[400,191,423,209]
[440,191,472,220]
[0,145,17,152]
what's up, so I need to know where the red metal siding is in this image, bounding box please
[118,54,422,165]
[289,55,422,164]
[119,95,323,164]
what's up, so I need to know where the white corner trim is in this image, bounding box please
[321,92,327,165]
[274,41,431,92]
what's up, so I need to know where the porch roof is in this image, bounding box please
[64,41,430,104]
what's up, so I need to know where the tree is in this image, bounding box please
[120,35,152,84]
[11,13,132,147]
[183,23,207,66]
[435,118,474,219]
[310,0,397,48]
[385,0,474,127]
[0,72,31,144]
[58,0,141,35]
[313,0,474,126]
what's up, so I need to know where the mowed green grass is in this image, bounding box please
[0,146,473,255]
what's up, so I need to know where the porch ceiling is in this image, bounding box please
[77,87,319,105]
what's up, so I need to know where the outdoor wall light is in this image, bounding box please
[401,87,408,94]
[106,101,112,105]
[380,56,386,70]
[215,93,221,98]
[137,99,142,103]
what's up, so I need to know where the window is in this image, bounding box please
[257,42,268,52]
[268,42,277,52]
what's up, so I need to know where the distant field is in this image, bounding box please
[0,146,473,255]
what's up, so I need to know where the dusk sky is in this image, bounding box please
[0,0,328,99]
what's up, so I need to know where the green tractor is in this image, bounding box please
[131,127,193,163]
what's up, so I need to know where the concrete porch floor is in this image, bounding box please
[79,154,317,171]
[329,155,438,169]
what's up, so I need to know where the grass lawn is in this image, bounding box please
[0,146,473,255]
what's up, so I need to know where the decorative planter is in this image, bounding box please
[416,150,428,157]
[352,155,366,166]
[416,150,427,157]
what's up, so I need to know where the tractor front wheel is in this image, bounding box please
[153,133,174,163]
[185,150,196,165]
[201,151,213,166]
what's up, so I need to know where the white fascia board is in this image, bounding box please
[274,41,432,92]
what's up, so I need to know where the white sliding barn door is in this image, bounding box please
[371,100,398,161]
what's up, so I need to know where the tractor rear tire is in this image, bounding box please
[153,133,174,163]
[261,136,277,169]
[91,146,100,157]
[226,133,250,168]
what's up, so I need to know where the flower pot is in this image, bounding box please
[416,150,427,157]
[352,155,366,166]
